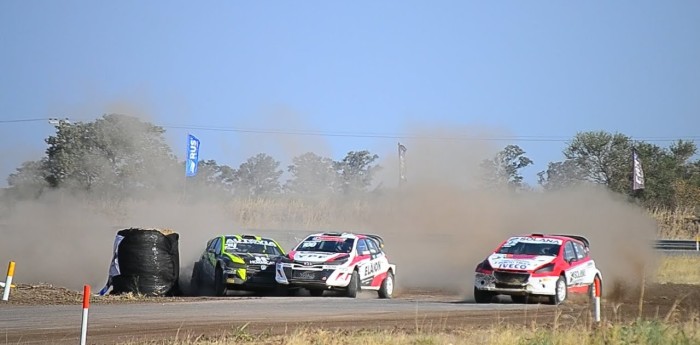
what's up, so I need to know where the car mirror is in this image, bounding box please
[361,250,370,256]
[567,257,576,264]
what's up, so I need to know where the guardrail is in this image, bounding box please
[654,239,700,251]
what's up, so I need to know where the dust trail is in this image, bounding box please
[365,133,658,299]
[0,117,658,299]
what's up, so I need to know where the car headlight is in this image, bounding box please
[325,256,349,265]
[223,256,246,268]
[534,263,554,274]
[476,259,492,272]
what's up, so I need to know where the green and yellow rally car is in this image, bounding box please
[190,234,286,296]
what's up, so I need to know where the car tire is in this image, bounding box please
[473,287,493,304]
[378,271,394,299]
[190,262,202,296]
[275,284,290,297]
[511,295,529,304]
[346,271,360,298]
[214,266,228,297]
[550,275,567,305]
[309,288,324,297]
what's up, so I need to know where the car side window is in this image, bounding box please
[366,239,380,255]
[573,242,587,260]
[357,239,369,254]
[207,239,217,253]
[213,238,222,255]
[563,241,577,262]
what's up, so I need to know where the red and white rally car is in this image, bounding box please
[474,233,602,305]
[275,232,396,298]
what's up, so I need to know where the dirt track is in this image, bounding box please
[1,283,698,344]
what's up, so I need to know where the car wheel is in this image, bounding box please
[378,271,394,299]
[214,266,228,297]
[346,271,360,298]
[550,275,567,305]
[309,288,324,297]
[275,284,290,297]
[473,287,493,304]
[511,295,529,304]
[190,262,202,295]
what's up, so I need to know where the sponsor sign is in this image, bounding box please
[496,260,529,270]
[225,238,276,246]
[502,236,563,247]
[185,134,200,177]
[364,261,381,276]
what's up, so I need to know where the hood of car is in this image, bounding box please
[290,251,347,263]
[488,253,556,271]
[228,252,276,265]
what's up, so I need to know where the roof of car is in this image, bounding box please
[220,234,279,242]
[304,232,386,248]
[517,233,590,248]
[306,232,365,239]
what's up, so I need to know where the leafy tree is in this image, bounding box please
[233,153,283,197]
[285,152,339,196]
[334,150,380,195]
[44,114,176,194]
[7,159,51,197]
[190,159,237,193]
[480,145,533,190]
[537,160,585,190]
[561,131,632,193]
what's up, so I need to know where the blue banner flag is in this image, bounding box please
[186,134,200,177]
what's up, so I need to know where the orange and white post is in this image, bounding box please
[80,285,90,345]
[593,277,602,323]
[2,261,15,301]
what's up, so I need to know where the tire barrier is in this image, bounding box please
[107,228,180,296]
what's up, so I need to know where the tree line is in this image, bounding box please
[5,114,700,210]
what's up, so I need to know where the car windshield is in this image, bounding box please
[224,237,282,256]
[296,236,355,253]
[497,241,561,256]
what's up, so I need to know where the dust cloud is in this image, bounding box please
[0,118,658,300]
[366,132,658,299]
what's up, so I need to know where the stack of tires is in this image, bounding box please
[111,228,180,296]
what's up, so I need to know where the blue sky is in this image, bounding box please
[1,1,699,186]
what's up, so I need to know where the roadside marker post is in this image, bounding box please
[2,261,15,301]
[593,277,601,323]
[80,285,90,345]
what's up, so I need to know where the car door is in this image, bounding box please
[571,241,596,285]
[204,237,220,280]
[356,239,376,283]
[359,238,386,285]
[563,240,590,287]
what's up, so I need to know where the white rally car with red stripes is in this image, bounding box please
[474,233,603,305]
[275,232,396,298]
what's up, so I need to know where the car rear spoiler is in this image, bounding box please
[362,234,385,248]
[553,234,590,248]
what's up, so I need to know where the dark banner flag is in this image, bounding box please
[398,143,407,185]
[186,134,200,177]
[632,148,645,191]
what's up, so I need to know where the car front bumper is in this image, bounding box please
[223,264,277,289]
[275,263,353,288]
[474,272,558,296]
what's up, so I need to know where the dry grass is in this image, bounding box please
[224,197,700,239]
[649,207,700,239]
[227,197,372,229]
[118,319,700,345]
[654,255,700,284]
